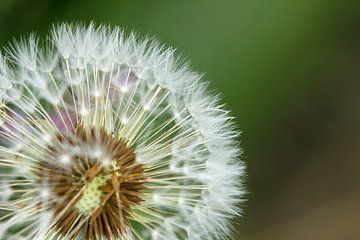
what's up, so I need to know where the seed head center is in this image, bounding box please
[75,174,109,215]
[36,126,147,239]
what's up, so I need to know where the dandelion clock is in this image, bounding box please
[0,23,245,240]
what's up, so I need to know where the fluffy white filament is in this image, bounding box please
[0,23,245,240]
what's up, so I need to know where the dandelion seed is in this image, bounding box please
[0,23,245,239]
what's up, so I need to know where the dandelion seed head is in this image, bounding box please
[0,23,245,240]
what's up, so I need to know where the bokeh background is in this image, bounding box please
[0,0,359,239]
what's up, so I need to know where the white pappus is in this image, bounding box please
[0,23,245,240]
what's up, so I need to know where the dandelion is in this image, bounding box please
[0,23,245,240]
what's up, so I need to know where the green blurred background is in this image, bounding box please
[1,0,360,239]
